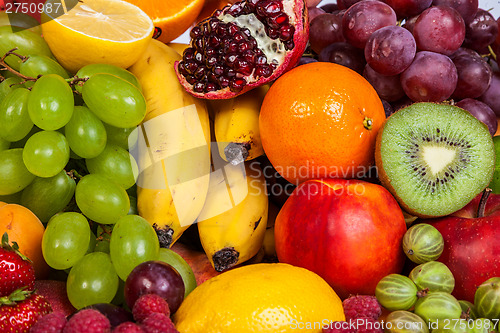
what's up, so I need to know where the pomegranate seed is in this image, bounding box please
[279,25,294,41]
[255,54,267,65]
[195,52,204,62]
[207,72,218,83]
[208,18,219,32]
[216,24,228,35]
[228,23,239,35]
[207,35,221,48]
[177,62,189,76]
[194,36,204,49]
[267,27,280,39]
[241,28,251,37]
[183,48,196,60]
[206,82,218,92]
[226,41,238,53]
[224,67,236,78]
[194,66,207,79]
[186,75,197,85]
[193,82,205,93]
[230,78,246,92]
[205,47,217,57]
[267,13,288,29]
[235,59,254,75]
[255,65,272,78]
[243,49,256,63]
[219,76,230,88]
[206,56,218,67]
[239,41,251,53]
[190,26,202,39]
[227,2,244,16]
[233,32,246,42]
[224,53,238,67]
[284,40,294,50]
[213,65,224,76]
[183,60,198,74]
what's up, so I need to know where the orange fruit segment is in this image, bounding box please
[259,62,386,185]
[125,0,205,44]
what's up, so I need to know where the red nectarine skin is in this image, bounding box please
[275,178,407,299]
[430,193,500,303]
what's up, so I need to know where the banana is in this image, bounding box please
[197,160,269,272]
[211,85,268,165]
[129,39,211,248]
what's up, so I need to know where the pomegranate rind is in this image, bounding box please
[175,0,309,99]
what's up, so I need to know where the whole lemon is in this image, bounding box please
[174,263,345,333]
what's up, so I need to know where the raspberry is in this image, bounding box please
[112,321,144,333]
[141,313,179,333]
[323,321,357,333]
[353,317,383,333]
[30,311,67,333]
[342,295,382,320]
[63,309,111,333]
[132,294,171,323]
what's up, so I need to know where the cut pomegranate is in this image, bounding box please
[175,0,309,99]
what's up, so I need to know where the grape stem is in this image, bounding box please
[0,48,38,83]
[487,45,497,62]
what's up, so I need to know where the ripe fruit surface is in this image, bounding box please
[0,233,35,297]
[0,293,52,332]
[41,0,154,73]
[0,203,49,279]
[125,0,205,44]
[275,179,406,299]
[260,62,385,185]
[174,263,345,332]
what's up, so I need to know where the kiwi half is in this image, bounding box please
[376,102,495,218]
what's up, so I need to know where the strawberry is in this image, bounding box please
[0,232,35,297]
[0,290,52,332]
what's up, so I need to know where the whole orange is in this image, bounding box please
[259,62,386,185]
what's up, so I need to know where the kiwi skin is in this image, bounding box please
[375,102,495,218]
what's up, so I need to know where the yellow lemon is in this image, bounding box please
[174,263,345,333]
[41,0,154,73]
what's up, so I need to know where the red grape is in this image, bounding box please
[412,5,465,55]
[342,0,397,49]
[400,51,458,102]
[432,0,478,24]
[338,0,363,10]
[363,64,405,101]
[318,42,366,74]
[479,72,500,116]
[382,0,432,18]
[402,14,419,34]
[320,3,340,13]
[364,25,416,75]
[451,51,492,99]
[124,261,185,314]
[309,13,346,54]
[308,7,327,22]
[463,9,499,53]
[455,98,498,136]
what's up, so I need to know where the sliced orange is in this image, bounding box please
[125,0,205,44]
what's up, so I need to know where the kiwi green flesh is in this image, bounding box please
[377,102,495,218]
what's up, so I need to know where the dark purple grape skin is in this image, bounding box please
[318,42,366,74]
[342,0,397,49]
[296,57,318,66]
[363,64,406,101]
[479,72,500,116]
[451,53,492,99]
[432,0,478,24]
[463,9,499,53]
[82,303,133,328]
[320,3,339,13]
[382,0,432,18]
[381,99,394,117]
[400,51,458,102]
[309,13,346,54]
[413,5,465,55]
[364,25,416,76]
[124,261,185,314]
[308,7,326,22]
[402,14,419,34]
[455,98,498,136]
[337,0,363,10]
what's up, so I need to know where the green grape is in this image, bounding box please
[64,106,107,158]
[474,277,500,320]
[75,174,130,224]
[66,252,119,309]
[375,274,418,311]
[22,130,70,178]
[0,148,35,195]
[111,279,126,306]
[75,64,141,93]
[82,73,146,128]
[0,137,10,152]
[431,319,470,333]
[384,311,429,333]
[20,170,76,222]
[19,55,69,87]
[0,88,33,142]
[10,125,41,149]
[403,223,444,264]
[470,318,496,333]
[109,214,159,280]
[42,212,91,270]
[128,196,138,215]
[409,261,455,293]
[0,26,52,71]
[0,191,22,204]
[86,144,138,190]
[459,300,478,320]
[28,74,74,130]
[0,77,23,103]
[103,123,138,151]
[414,292,462,325]
[0,12,42,35]
[87,232,97,254]
[157,248,197,298]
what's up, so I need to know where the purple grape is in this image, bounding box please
[309,13,346,54]
[318,42,366,74]
[452,52,492,99]
[364,25,416,75]
[390,96,413,112]
[412,5,465,55]
[381,99,395,117]
[82,303,133,328]
[320,3,340,13]
[479,72,500,116]
[296,57,318,66]
[455,98,498,136]
[432,0,478,24]
[363,64,406,101]
[342,0,397,49]
[124,261,185,313]
[308,7,326,22]
[382,0,432,18]
[450,46,482,59]
[463,9,499,53]
[338,0,363,10]
[402,14,419,34]
[400,51,458,102]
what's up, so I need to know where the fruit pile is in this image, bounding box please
[0,0,499,332]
